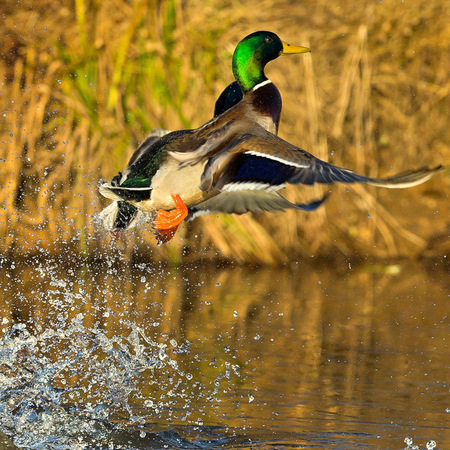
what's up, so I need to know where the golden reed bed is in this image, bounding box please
[0,0,448,264]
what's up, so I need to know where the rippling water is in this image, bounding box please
[0,254,448,449]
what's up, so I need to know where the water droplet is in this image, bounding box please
[215,282,221,287]
[248,394,254,403]
[426,441,436,450]
[233,311,238,317]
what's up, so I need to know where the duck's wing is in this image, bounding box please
[187,190,328,220]
[121,101,253,183]
[191,128,442,192]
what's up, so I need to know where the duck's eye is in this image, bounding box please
[265,37,273,43]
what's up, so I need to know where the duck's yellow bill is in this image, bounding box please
[281,41,311,55]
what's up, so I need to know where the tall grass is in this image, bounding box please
[0,0,448,264]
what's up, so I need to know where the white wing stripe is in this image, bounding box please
[245,150,309,168]
[221,182,285,192]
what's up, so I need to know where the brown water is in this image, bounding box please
[0,254,448,449]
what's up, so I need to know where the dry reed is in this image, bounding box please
[0,0,448,264]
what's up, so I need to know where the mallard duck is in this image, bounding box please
[99,31,441,242]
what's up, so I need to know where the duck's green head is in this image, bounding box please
[232,31,310,93]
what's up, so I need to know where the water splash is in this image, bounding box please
[0,257,235,449]
[0,315,200,446]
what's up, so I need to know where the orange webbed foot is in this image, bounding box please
[153,194,188,231]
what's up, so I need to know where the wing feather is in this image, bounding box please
[189,190,328,216]
[188,127,442,191]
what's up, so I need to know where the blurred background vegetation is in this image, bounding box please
[0,0,448,264]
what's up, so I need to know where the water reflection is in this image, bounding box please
[0,255,448,448]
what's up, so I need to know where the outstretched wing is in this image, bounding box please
[176,127,442,192]
[187,190,329,219]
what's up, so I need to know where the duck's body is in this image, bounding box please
[98,88,241,232]
[98,83,244,232]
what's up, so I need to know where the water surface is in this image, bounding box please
[0,254,447,449]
